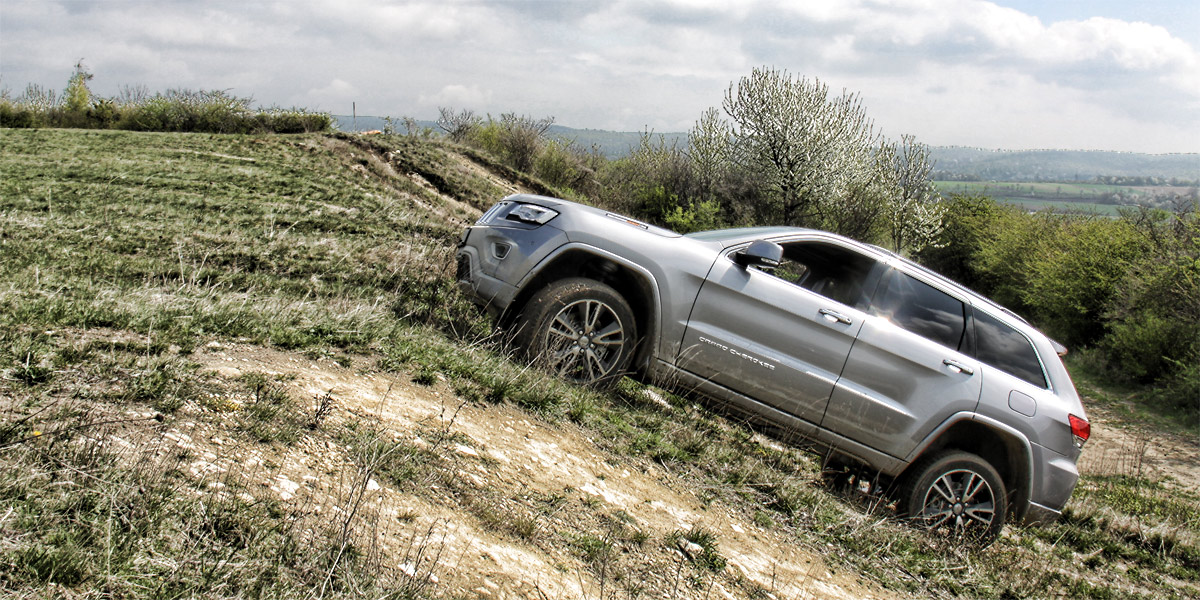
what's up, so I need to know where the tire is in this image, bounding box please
[899,450,1007,546]
[513,278,637,388]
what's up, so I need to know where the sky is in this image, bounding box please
[1,0,1198,153]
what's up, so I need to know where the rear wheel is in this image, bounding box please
[900,450,1007,546]
[513,278,637,387]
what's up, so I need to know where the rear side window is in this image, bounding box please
[974,310,1048,389]
[872,270,966,350]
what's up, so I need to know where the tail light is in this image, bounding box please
[1068,414,1090,449]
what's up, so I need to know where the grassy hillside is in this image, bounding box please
[1,129,1197,599]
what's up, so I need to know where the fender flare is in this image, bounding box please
[903,412,1035,507]
[513,242,665,374]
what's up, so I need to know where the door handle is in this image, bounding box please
[819,308,853,325]
[943,359,974,375]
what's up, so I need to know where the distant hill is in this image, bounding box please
[928,147,1200,183]
[333,116,1199,183]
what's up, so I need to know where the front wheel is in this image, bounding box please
[899,450,1007,546]
[513,278,637,387]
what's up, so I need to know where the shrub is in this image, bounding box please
[1149,359,1200,417]
[2,67,332,134]
[597,132,697,224]
[1022,217,1147,347]
[915,194,1007,290]
[436,106,481,142]
[1101,203,1200,388]
[663,199,723,233]
[0,100,36,128]
[497,112,553,172]
[533,139,596,192]
[63,61,94,114]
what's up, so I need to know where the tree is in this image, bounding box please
[686,106,732,202]
[436,107,481,142]
[722,67,876,226]
[64,60,94,113]
[881,134,944,253]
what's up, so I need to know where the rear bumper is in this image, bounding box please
[1022,442,1080,525]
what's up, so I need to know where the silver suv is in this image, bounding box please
[456,194,1091,543]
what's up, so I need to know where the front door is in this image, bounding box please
[677,239,881,426]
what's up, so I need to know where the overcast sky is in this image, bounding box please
[2,0,1198,153]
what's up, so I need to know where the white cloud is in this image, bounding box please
[418,84,494,109]
[303,78,360,111]
[1,0,1196,151]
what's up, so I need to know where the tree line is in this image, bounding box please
[0,62,331,134]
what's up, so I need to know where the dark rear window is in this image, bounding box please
[974,310,1048,388]
[872,270,966,350]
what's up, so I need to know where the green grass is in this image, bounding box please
[1,128,1196,599]
[0,129,497,354]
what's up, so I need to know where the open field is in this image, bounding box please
[934,180,1197,214]
[2,128,1198,599]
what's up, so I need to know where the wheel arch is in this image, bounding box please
[499,244,661,376]
[903,416,1034,522]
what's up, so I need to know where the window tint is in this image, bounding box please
[872,271,965,350]
[974,310,1048,388]
[775,242,878,310]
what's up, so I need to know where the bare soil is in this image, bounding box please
[1075,401,1200,492]
[185,342,894,599]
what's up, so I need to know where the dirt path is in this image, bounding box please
[190,343,894,599]
[1076,401,1200,491]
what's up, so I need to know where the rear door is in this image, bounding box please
[676,239,881,426]
[821,268,982,459]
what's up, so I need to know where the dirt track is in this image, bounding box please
[189,342,894,600]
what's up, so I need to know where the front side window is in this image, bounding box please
[872,270,966,350]
[974,310,1048,388]
[772,241,879,310]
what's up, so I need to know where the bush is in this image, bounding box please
[597,132,697,224]
[1022,217,1146,347]
[921,196,1199,419]
[916,194,1010,290]
[0,100,36,128]
[462,112,554,173]
[663,199,723,233]
[533,139,596,192]
[117,89,253,133]
[1149,359,1200,417]
[1101,203,1200,386]
[2,67,333,134]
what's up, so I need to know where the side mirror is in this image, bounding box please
[735,240,783,271]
